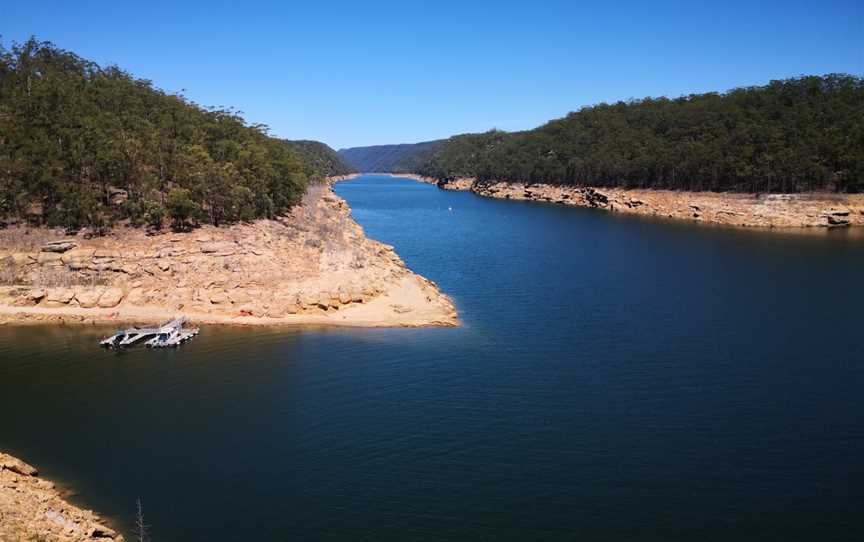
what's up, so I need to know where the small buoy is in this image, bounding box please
[448,206,453,211]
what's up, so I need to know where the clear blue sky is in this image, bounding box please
[2,0,862,149]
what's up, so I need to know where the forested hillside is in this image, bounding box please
[338,140,441,173]
[284,140,355,179]
[417,75,864,193]
[0,39,319,231]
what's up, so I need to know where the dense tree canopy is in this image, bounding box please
[0,38,319,231]
[284,140,355,180]
[417,75,864,193]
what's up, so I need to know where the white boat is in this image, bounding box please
[99,317,193,349]
[100,330,128,347]
[118,327,153,346]
[144,329,176,348]
[145,323,199,348]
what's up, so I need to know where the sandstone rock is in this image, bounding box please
[0,185,461,329]
[228,289,251,304]
[60,248,95,264]
[42,288,75,307]
[146,289,166,304]
[27,289,46,302]
[34,478,54,490]
[209,290,229,304]
[75,288,103,308]
[200,241,237,256]
[97,287,124,308]
[156,247,186,258]
[191,289,207,303]
[1,452,124,542]
[300,292,318,308]
[266,305,287,318]
[126,288,146,305]
[10,253,36,266]
[0,454,37,476]
[37,252,63,265]
[823,210,851,226]
[583,187,609,207]
[41,240,77,253]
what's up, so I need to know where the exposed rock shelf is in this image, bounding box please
[384,174,864,229]
[0,452,123,542]
[0,184,458,327]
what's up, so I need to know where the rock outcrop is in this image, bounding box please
[0,184,458,327]
[390,175,864,229]
[0,452,124,542]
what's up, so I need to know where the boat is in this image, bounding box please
[146,326,199,348]
[99,317,197,349]
[100,330,128,347]
[118,327,155,346]
[144,329,174,348]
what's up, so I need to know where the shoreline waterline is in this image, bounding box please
[0,182,458,329]
[369,173,864,230]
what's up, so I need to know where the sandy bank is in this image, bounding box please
[0,184,457,328]
[0,452,123,541]
[380,174,864,229]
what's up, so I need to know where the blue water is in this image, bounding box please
[1,174,863,540]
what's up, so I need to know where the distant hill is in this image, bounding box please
[284,140,355,179]
[338,140,442,173]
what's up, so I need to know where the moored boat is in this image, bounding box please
[99,317,198,349]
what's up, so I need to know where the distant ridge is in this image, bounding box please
[284,140,356,179]
[338,140,442,173]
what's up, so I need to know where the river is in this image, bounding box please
[1,174,863,540]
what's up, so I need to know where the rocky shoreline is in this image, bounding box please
[0,452,123,542]
[0,183,458,328]
[382,174,864,229]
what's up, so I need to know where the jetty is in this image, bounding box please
[100,317,198,349]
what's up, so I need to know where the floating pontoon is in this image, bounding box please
[100,317,197,349]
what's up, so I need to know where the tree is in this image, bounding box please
[133,498,149,542]
[143,201,166,230]
[415,75,864,193]
[0,38,316,232]
[166,187,197,231]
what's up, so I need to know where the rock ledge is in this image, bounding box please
[0,452,124,542]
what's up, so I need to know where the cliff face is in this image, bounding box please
[384,174,864,229]
[0,453,123,542]
[0,184,457,327]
